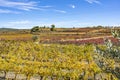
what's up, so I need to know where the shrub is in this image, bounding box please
[95,27,120,79]
[32,35,39,42]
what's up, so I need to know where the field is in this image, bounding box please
[0,27,112,41]
[0,27,120,80]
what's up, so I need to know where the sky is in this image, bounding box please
[0,0,120,29]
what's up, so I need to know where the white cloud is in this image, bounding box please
[0,9,20,14]
[39,6,52,8]
[0,0,39,11]
[85,0,101,4]
[35,20,91,28]
[8,20,30,25]
[57,21,91,27]
[1,20,31,29]
[54,9,67,13]
[0,9,21,14]
[69,4,76,9]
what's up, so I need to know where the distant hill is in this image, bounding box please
[0,28,18,31]
[0,28,30,34]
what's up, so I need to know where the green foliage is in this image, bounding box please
[111,27,120,39]
[32,35,39,42]
[50,24,55,31]
[31,26,39,33]
[95,27,120,79]
[97,25,103,28]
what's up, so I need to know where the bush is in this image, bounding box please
[95,27,120,79]
[32,35,39,42]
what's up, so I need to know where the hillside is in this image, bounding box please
[0,28,18,31]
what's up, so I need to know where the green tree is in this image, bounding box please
[50,24,55,31]
[97,25,103,28]
[31,26,39,33]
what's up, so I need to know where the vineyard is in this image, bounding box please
[0,40,119,80]
[0,28,120,80]
[0,0,120,79]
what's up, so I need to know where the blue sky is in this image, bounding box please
[0,0,120,29]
